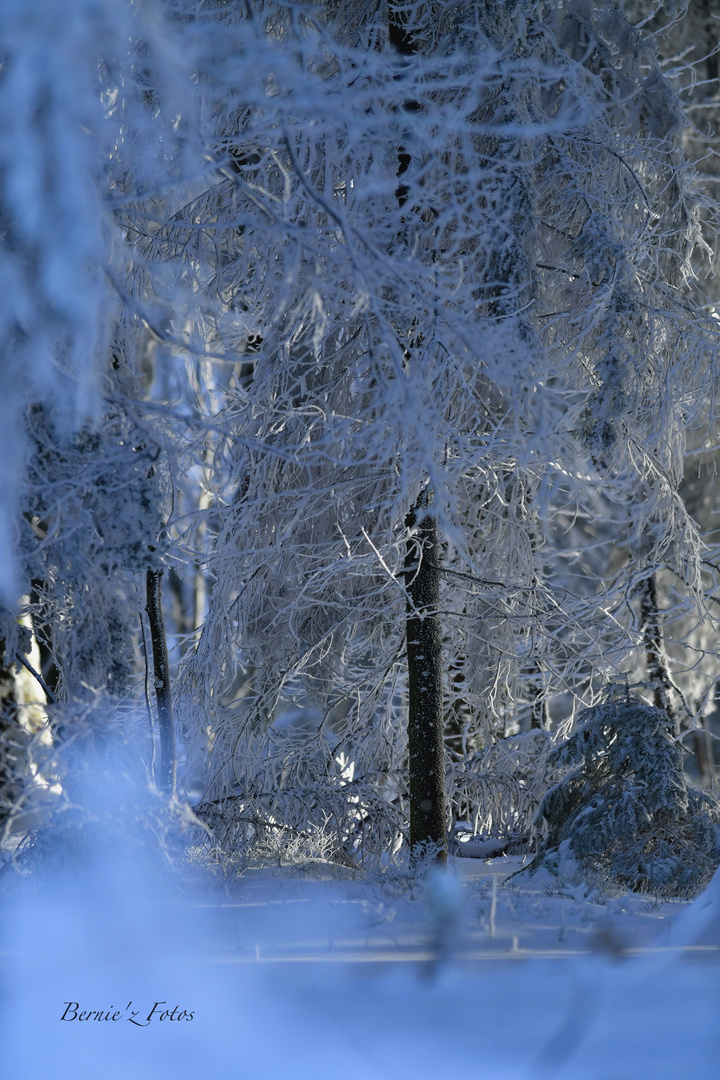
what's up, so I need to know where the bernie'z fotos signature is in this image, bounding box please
[61,1001,194,1026]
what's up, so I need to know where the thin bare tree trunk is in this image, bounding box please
[145,568,176,793]
[0,643,21,824]
[529,668,550,731]
[639,574,716,783]
[29,579,62,701]
[638,573,677,732]
[405,497,447,864]
[692,727,715,788]
[445,655,476,756]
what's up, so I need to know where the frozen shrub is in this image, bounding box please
[527,698,720,897]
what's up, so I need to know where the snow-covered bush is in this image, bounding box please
[528,697,720,897]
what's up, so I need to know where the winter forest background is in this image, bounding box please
[2,1,720,1076]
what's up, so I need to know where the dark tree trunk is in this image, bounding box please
[529,663,550,730]
[168,567,195,657]
[0,642,21,823]
[701,0,719,86]
[638,573,677,732]
[145,568,176,793]
[389,6,447,863]
[530,697,550,731]
[405,496,447,864]
[692,726,715,788]
[445,655,476,756]
[29,579,62,702]
[638,574,716,782]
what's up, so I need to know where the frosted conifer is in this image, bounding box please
[529,695,720,897]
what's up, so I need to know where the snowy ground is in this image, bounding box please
[183,855,702,966]
[2,835,719,1080]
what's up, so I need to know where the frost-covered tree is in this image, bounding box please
[568,1,720,780]
[637,0,720,781]
[527,693,720,897]
[0,0,196,814]
[149,0,720,863]
[2,0,719,871]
